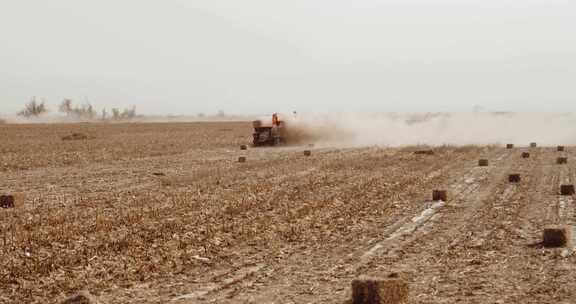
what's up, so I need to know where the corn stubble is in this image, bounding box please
[0,123,486,303]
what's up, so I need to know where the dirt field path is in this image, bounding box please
[360,147,576,304]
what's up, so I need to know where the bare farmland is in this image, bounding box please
[0,122,575,303]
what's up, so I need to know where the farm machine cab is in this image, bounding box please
[252,113,287,146]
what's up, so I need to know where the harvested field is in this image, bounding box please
[1,122,576,303]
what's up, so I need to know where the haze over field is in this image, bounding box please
[1,0,575,115]
[280,112,576,146]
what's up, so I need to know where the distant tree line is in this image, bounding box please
[18,97,48,118]
[59,99,137,121]
[17,97,137,121]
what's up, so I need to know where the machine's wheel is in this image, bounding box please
[253,133,261,146]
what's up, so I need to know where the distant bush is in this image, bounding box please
[111,106,137,121]
[18,97,48,117]
[59,99,96,120]
[59,99,136,121]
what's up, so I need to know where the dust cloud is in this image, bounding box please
[282,112,576,147]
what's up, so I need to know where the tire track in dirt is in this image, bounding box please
[558,150,574,226]
[366,148,538,303]
[566,166,576,225]
[357,150,513,267]
[166,148,504,303]
[510,147,576,304]
[559,150,576,251]
[353,147,519,274]
[362,147,576,304]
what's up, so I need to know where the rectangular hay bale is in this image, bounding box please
[530,142,537,148]
[432,190,448,201]
[414,150,434,155]
[557,157,568,164]
[0,194,23,209]
[478,159,489,167]
[557,146,565,152]
[543,225,573,248]
[508,174,521,183]
[0,195,15,208]
[352,277,409,304]
[506,144,514,149]
[560,184,575,196]
[521,152,530,158]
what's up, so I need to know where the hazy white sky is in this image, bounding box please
[1,0,574,115]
